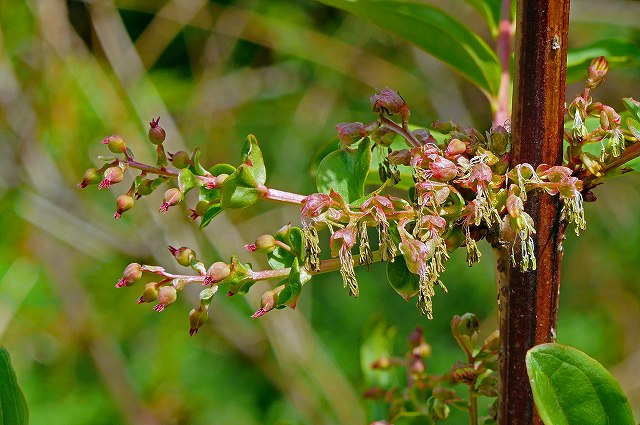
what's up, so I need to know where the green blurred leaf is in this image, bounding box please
[526,343,635,425]
[0,347,29,425]
[316,138,372,202]
[463,0,501,36]
[393,411,433,425]
[567,39,640,84]
[178,168,199,194]
[314,0,501,95]
[386,255,419,301]
[241,134,267,185]
[220,165,260,209]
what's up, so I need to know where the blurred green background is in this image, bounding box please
[0,0,639,424]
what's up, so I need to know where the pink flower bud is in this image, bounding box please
[204,262,231,285]
[251,285,283,318]
[412,129,436,145]
[429,156,457,181]
[253,234,277,253]
[148,117,166,145]
[387,149,412,166]
[114,194,134,219]
[116,263,143,288]
[98,166,124,189]
[445,138,467,157]
[159,188,183,212]
[301,193,333,220]
[154,285,177,312]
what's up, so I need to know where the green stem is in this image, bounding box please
[469,387,478,425]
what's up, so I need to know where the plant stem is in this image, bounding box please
[469,388,478,425]
[379,116,421,147]
[498,1,570,423]
[494,0,512,126]
[260,186,307,205]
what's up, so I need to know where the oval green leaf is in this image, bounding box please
[0,347,29,425]
[220,165,260,209]
[199,203,223,229]
[313,0,501,96]
[526,343,635,425]
[386,255,419,301]
[241,134,266,185]
[316,138,372,202]
[178,168,199,194]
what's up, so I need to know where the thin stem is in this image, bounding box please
[124,158,178,178]
[494,0,512,126]
[379,116,421,148]
[260,186,306,205]
[469,389,478,425]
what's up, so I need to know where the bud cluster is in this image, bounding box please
[80,57,640,334]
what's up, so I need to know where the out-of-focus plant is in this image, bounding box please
[363,314,499,424]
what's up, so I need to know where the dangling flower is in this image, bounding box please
[458,159,500,227]
[301,193,334,224]
[509,213,537,271]
[464,226,481,267]
[303,225,321,271]
[330,226,359,297]
[558,176,586,236]
[358,220,373,270]
[397,223,446,319]
[360,195,397,261]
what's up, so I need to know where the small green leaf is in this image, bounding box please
[241,134,266,185]
[626,117,640,141]
[622,98,640,122]
[208,163,236,176]
[199,203,223,229]
[386,256,420,301]
[275,258,308,309]
[225,257,254,295]
[0,347,29,425]
[190,147,209,176]
[220,165,260,209]
[316,138,372,202]
[314,0,501,96]
[150,176,168,191]
[526,343,635,425]
[198,186,221,204]
[287,227,305,260]
[567,39,640,84]
[177,168,199,194]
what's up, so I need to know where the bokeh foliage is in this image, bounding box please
[0,0,639,423]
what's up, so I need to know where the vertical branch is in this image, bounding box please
[493,0,512,126]
[497,0,570,424]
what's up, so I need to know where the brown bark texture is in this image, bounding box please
[497,0,571,424]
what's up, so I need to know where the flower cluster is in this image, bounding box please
[79,57,640,333]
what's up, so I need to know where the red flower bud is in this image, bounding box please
[586,56,608,90]
[370,88,407,116]
[99,166,124,189]
[148,117,166,145]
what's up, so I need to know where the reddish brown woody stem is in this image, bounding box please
[497,1,570,424]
